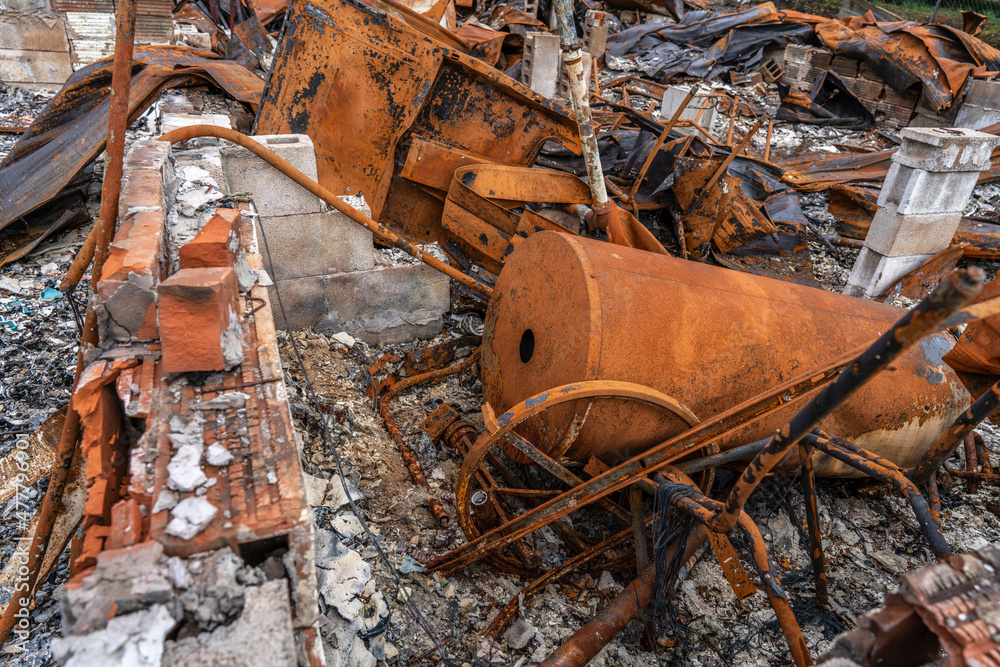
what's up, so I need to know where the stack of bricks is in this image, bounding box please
[845,127,1000,298]
[780,44,920,128]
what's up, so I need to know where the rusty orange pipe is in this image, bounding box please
[0,0,138,645]
[155,125,494,298]
[541,526,708,667]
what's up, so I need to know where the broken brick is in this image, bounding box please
[158,267,243,374]
[179,208,242,269]
[106,499,144,551]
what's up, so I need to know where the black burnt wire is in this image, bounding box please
[257,219,458,666]
[651,481,700,633]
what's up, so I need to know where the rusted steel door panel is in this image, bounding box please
[256,0,580,245]
[481,231,970,475]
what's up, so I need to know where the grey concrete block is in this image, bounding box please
[268,262,450,345]
[863,203,962,257]
[844,247,931,298]
[894,127,999,173]
[954,102,1000,131]
[963,78,1000,108]
[877,162,979,215]
[257,205,374,281]
[221,134,325,217]
[661,86,718,137]
[583,11,610,59]
[162,580,297,667]
[522,32,561,100]
[557,52,592,101]
[0,48,73,87]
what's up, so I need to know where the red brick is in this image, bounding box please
[106,499,144,550]
[118,167,164,213]
[179,208,242,269]
[158,267,242,374]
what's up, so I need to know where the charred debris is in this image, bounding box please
[7,0,1000,664]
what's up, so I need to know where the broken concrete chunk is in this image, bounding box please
[163,580,296,667]
[330,331,356,348]
[314,530,371,620]
[151,490,178,514]
[62,542,173,635]
[193,392,248,411]
[503,617,537,650]
[165,497,217,539]
[52,604,176,667]
[204,443,233,467]
[167,444,207,492]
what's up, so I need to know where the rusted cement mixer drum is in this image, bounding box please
[480,232,971,476]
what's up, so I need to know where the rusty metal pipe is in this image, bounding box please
[155,125,494,298]
[60,0,138,293]
[627,86,697,199]
[541,526,708,667]
[0,0,138,643]
[377,351,479,526]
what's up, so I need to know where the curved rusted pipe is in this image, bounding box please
[541,526,707,667]
[0,0,138,645]
[155,125,494,298]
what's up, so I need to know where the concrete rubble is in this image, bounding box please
[6,0,1000,665]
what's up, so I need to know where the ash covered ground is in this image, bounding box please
[2,70,1000,667]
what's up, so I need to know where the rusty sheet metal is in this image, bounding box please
[256,0,580,249]
[0,47,264,234]
[777,70,875,129]
[480,231,970,474]
[816,11,1000,113]
[441,164,590,273]
[780,123,1000,191]
[880,244,968,302]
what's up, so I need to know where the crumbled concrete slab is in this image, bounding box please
[162,580,297,667]
[62,542,173,635]
[52,604,176,667]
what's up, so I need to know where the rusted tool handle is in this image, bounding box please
[155,125,494,298]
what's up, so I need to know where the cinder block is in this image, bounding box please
[158,267,243,374]
[894,127,999,173]
[963,79,1000,108]
[661,86,718,135]
[256,202,374,281]
[844,247,931,298]
[557,52,592,101]
[268,262,450,345]
[220,134,325,217]
[521,32,561,100]
[179,208,242,269]
[0,48,73,87]
[862,203,962,257]
[954,103,1000,131]
[583,11,610,60]
[159,113,232,149]
[876,162,979,215]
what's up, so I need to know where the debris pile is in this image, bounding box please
[6,0,1000,664]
